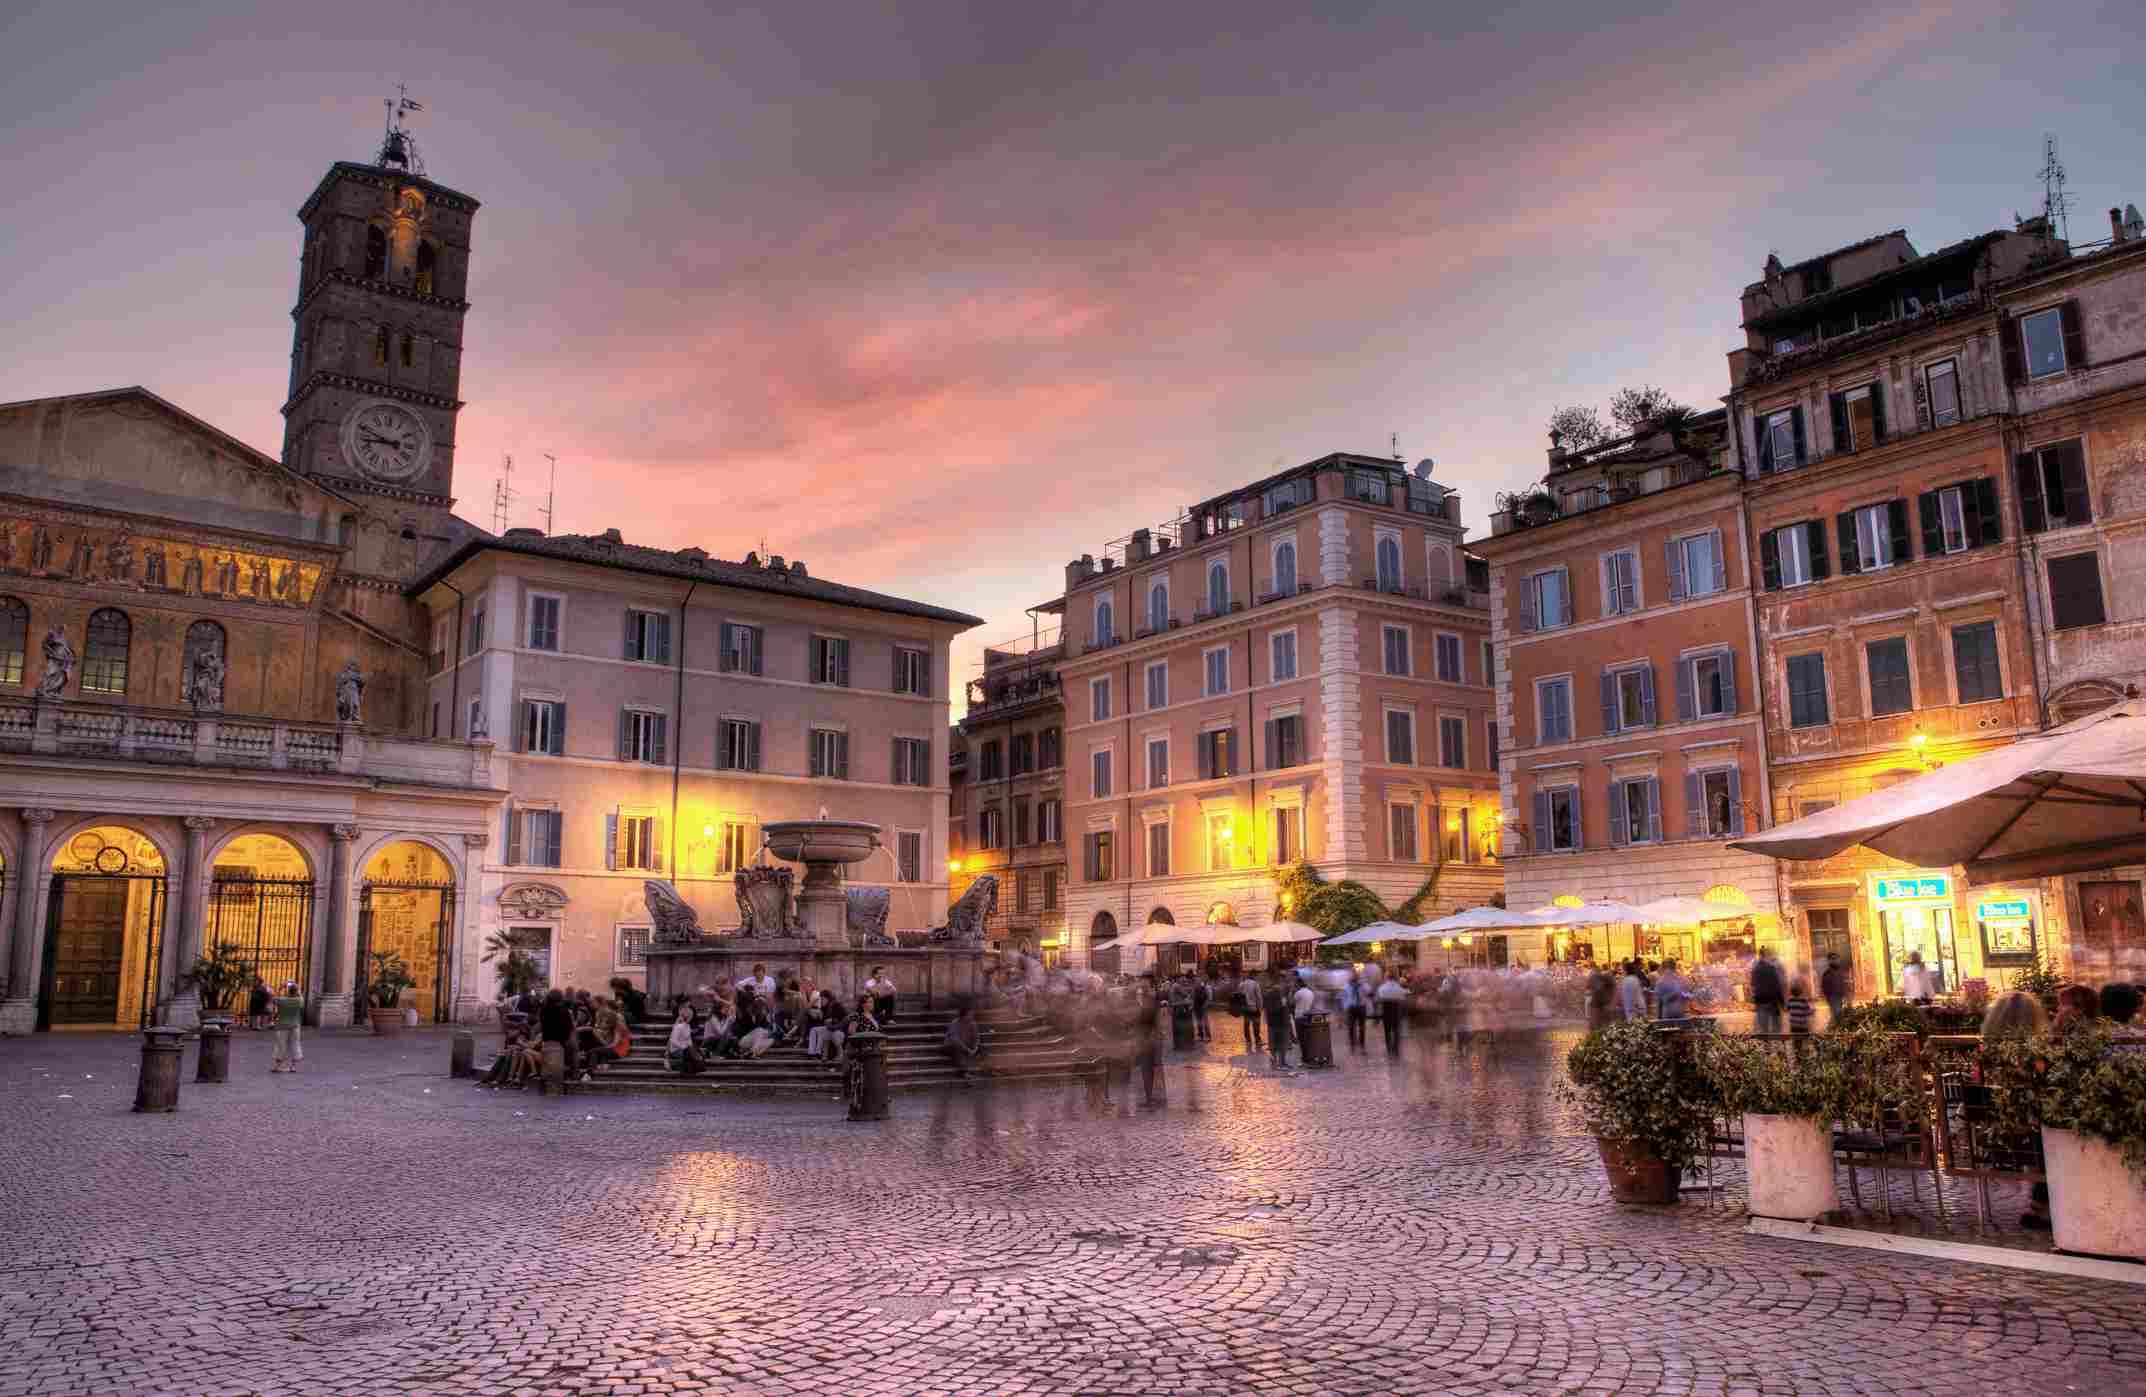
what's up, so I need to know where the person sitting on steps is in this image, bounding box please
[945,1004,983,1079]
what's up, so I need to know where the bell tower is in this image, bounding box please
[281,95,479,533]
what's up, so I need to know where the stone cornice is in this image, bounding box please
[290,268,471,321]
[282,372,462,416]
[305,473,453,507]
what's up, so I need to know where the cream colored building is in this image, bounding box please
[1048,453,1504,965]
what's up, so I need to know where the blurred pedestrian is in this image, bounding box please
[1616,960,1646,1022]
[1376,972,1407,1056]
[1654,958,1692,1022]
[269,980,304,1072]
[1819,953,1848,1026]
[1900,951,1936,1005]
[1237,967,1264,1052]
[1261,973,1295,1070]
[1750,948,1786,1033]
[1786,979,1814,1036]
[1342,971,1368,1052]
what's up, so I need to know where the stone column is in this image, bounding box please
[318,823,359,1027]
[0,808,58,1034]
[163,816,216,1029]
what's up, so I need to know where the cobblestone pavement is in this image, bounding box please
[4,1024,2144,1397]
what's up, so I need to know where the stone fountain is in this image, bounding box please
[636,818,988,1014]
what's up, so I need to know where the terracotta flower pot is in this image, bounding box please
[2044,1126,2146,1261]
[369,1006,404,1036]
[1595,1136,1679,1204]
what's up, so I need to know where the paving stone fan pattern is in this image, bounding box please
[2,1027,2143,1397]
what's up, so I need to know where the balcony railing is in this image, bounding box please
[0,696,497,787]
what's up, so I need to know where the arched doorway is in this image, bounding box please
[207,833,316,1002]
[41,826,168,1029]
[1089,909,1120,974]
[358,840,457,1023]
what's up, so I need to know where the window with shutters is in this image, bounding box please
[1698,768,1741,837]
[2020,306,2070,378]
[1267,713,1303,769]
[1145,660,1168,710]
[508,807,563,868]
[1951,621,2003,703]
[1147,736,1170,788]
[1600,550,1639,616]
[1686,651,1732,720]
[2017,440,2092,534]
[1090,676,1111,721]
[1786,652,1830,728]
[1936,486,1968,554]
[1536,677,1572,743]
[1845,502,1904,572]
[522,698,565,755]
[1526,569,1569,629]
[1014,871,1033,912]
[809,635,850,686]
[1038,799,1061,844]
[979,805,1003,850]
[1865,637,1913,716]
[624,609,670,663]
[1384,708,1415,765]
[1435,633,1463,683]
[1541,787,1579,852]
[1204,645,1230,696]
[892,737,930,786]
[1273,806,1302,864]
[1671,531,1724,599]
[1769,521,1824,587]
[2047,553,2107,631]
[809,727,850,778]
[1388,803,1418,861]
[1375,535,1403,592]
[1439,715,1466,769]
[1925,358,1961,427]
[1602,665,1654,734]
[621,710,667,763]
[1084,830,1114,881]
[1094,595,1115,646]
[1830,381,1886,453]
[527,594,561,650]
[978,740,1003,780]
[1486,720,1499,772]
[1762,407,1803,471]
[1039,728,1062,770]
[1043,868,1061,908]
[713,821,754,874]
[1273,540,1298,595]
[893,646,929,695]
[1612,779,1659,846]
[1011,733,1034,774]
[1148,820,1171,877]
[1091,746,1113,798]
[1206,560,1230,615]
[1270,629,1297,681]
[468,606,487,654]
[1146,580,1169,633]
[617,814,657,871]
[1198,728,1237,779]
[1381,625,1410,676]
[716,718,762,771]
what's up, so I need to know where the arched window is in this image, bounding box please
[1090,909,1118,942]
[1206,560,1229,614]
[1427,542,1452,586]
[1376,535,1403,592]
[81,609,130,695]
[414,240,437,295]
[0,596,26,687]
[1274,540,1297,595]
[363,225,387,280]
[1094,595,1115,646]
[374,326,389,366]
[1148,906,1175,926]
[1147,580,1168,633]
[400,332,415,368]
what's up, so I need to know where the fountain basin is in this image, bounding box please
[762,819,882,873]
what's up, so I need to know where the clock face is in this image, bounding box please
[339,400,434,483]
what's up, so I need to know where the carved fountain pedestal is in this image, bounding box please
[763,819,878,950]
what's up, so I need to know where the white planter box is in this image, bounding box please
[2044,1126,2146,1262]
[1744,1112,1838,1220]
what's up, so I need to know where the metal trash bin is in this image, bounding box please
[195,1018,232,1083]
[1300,1011,1335,1068]
[847,1030,890,1121]
[135,1028,187,1112]
[1170,998,1195,1051]
[450,1028,477,1079]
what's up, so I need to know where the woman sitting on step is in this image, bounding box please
[666,1005,705,1076]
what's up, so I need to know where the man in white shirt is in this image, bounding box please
[1899,951,1936,1004]
[1375,974,1408,1056]
[749,963,778,1002]
[1292,979,1316,1063]
[864,966,898,1024]
[1236,971,1263,1051]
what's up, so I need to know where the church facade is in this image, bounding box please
[0,128,973,1032]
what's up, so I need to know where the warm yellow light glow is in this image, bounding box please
[702,824,716,839]
[1279,892,1293,912]
[1370,941,1384,953]
[1441,937,1454,949]
[947,858,963,873]
[1911,731,1929,747]
[1445,816,1461,831]
[1553,894,1585,909]
[1458,933,1474,946]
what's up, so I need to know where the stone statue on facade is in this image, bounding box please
[31,525,53,573]
[215,554,239,594]
[106,530,133,584]
[929,875,998,946]
[847,887,892,946]
[249,558,270,600]
[179,551,202,595]
[642,879,704,945]
[67,534,93,579]
[143,541,166,588]
[335,661,365,723]
[275,562,301,603]
[467,702,488,740]
[734,865,797,937]
[36,629,75,699]
[184,648,225,714]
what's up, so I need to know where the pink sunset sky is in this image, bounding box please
[2,1,2139,705]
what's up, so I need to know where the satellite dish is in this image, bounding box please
[1413,458,1435,480]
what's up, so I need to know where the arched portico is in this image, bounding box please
[37,819,175,1030]
[352,834,465,1025]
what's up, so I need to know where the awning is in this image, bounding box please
[1729,698,2146,883]
[1418,906,1555,934]
[1630,895,1755,925]
[1236,920,1326,944]
[1322,920,1427,947]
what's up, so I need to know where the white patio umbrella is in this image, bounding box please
[1116,920,1219,950]
[1420,906,1555,934]
[1322,920,1425,947]
[1630,895,1754,925]
[1531,900,1650,927]
[1730,698,2146,882]
[1239,919,1326,944]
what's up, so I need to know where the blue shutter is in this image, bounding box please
[747,722,761,772]
[1727,766,1745,836]
[1639,665,1657,726]
[1675,659,1695,722]
[1685,772,1704,837]
[548,702,566,756]
[1599,671,1619,736]
[505,803,521,865]
[1647,779,1663,844]
[1533,790,1551,851]
[1719,653,1738,716]
[1608,781,1629,846]
[1665,539,1686,600]
[604,811,618,871]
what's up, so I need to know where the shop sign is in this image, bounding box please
[1873,875,1952,905]
[1976,898,2031,921]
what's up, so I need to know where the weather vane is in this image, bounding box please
[378,82,426,175]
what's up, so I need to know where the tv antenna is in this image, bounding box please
[377,83,426,175]
[2038,134,2072,243]
[1391,431,1402,462]
[542,452,558,535]
[491,453,514,534]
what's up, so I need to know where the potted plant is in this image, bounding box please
[1558,1022,1711,1204]
[182,942,255,1025]
[367,950,418,1034]
[1699,1034,1851,1220]
[1983,1026,2146,1260]
[482,930,542,1000]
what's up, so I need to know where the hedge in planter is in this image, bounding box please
[1558,1022,1712,1203]
[1982,1026,2146,1174]
[1698,1034,1854,1220]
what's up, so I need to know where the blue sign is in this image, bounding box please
[1977,898,2031,921]
[1873,875,1952,904]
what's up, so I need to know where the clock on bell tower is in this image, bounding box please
[280,105,480,523]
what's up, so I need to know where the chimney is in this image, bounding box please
[1129,528,1151,562]
[2114,207,2129,244]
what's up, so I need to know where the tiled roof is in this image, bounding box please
[406,529,983,627]
[1746,232,2001,330]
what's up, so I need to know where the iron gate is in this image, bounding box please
[38,872,168,1031]
[206,876,315,1001]
[357,878,457,1024]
